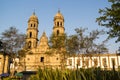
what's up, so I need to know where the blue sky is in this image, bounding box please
[0,0,119,53]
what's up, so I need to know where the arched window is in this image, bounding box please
[60,22,62,26]
[31,24,32,27]
[34,24,35,27]
[29,32,32,38]
[57,22,59,26]
[28,41,32,48]
[40,57,44,62]
[57,30,59,35]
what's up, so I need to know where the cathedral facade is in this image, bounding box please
[17,11,65,71]
[10,11,120,73]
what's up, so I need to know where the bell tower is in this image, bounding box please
[25,12,39,49]
[53,10,65,36]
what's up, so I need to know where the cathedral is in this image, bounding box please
[9,10,120,74]
[17,10,65,71]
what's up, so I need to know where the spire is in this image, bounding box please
[33,9,35,15]
[42,31,46,36]
[58,8,60,13]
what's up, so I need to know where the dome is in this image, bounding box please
[28,12,39,23]
[54,10,64,20]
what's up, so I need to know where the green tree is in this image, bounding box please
[18,49,28,71]
[67,27,108,68]
[0,27,26,73]
[96,0,120,42]
[49,33,67,69]
[48,33,67,55]
[0,40,3,49]
[66,35,79,55]
[67,27,108,54]
[0,27,26,57]
[49,33,67,50]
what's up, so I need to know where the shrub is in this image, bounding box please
[29,68,120,80]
